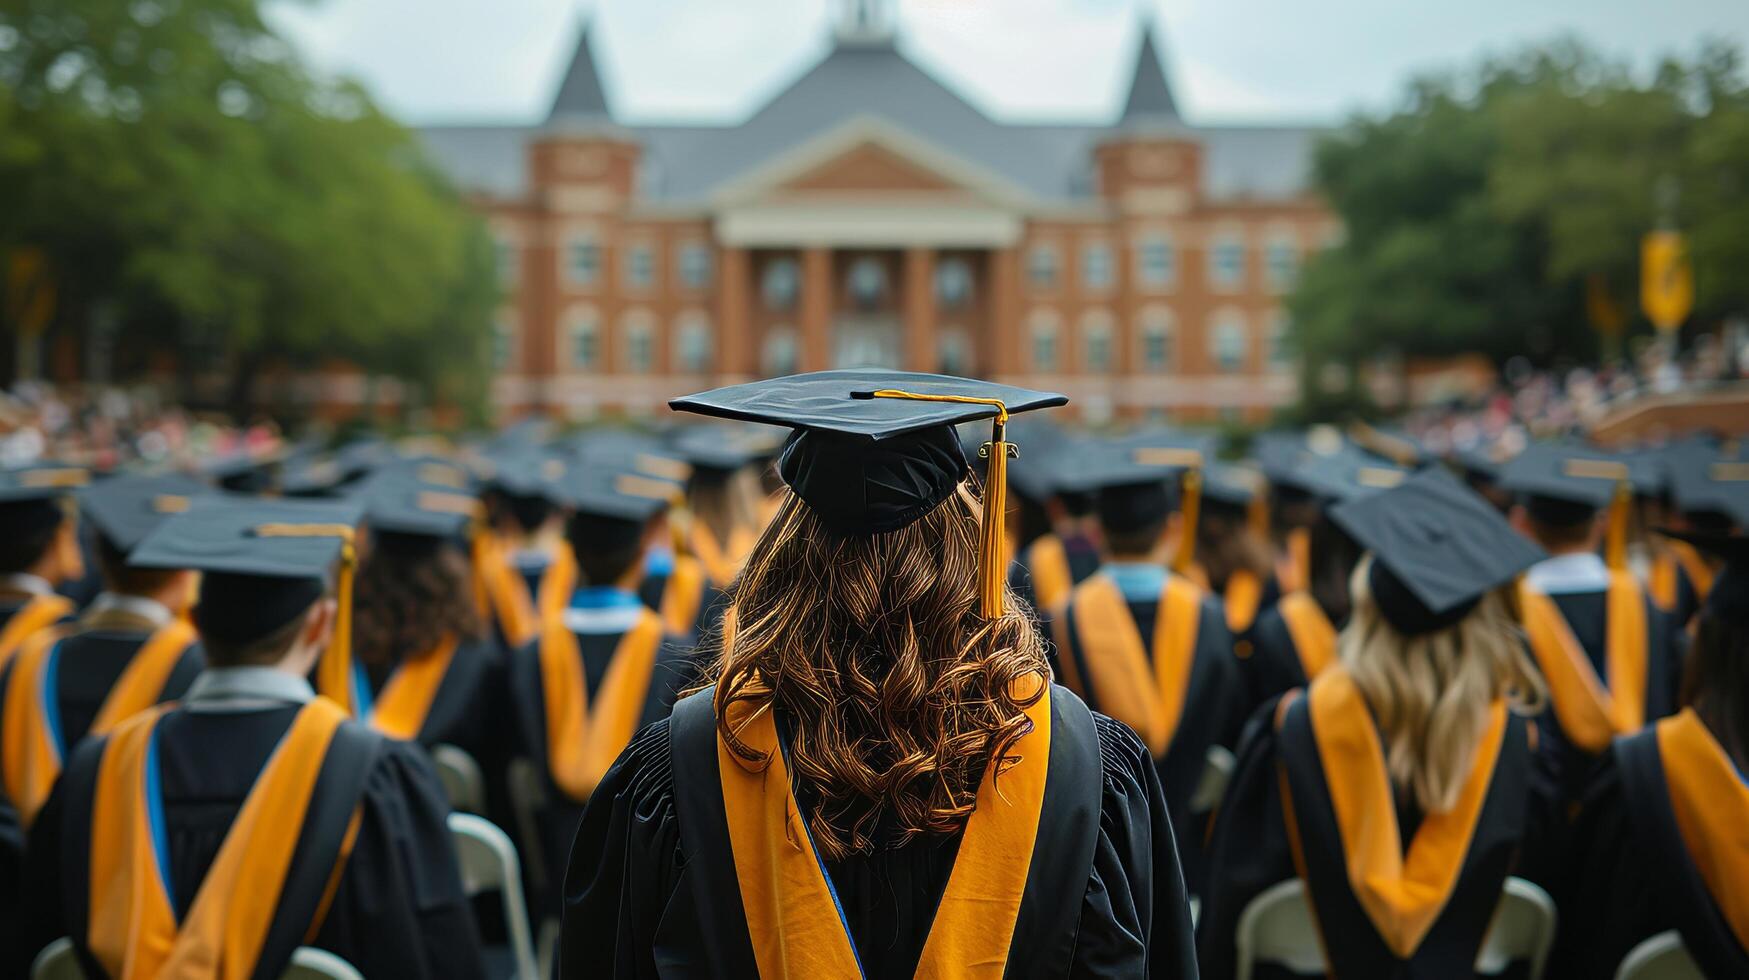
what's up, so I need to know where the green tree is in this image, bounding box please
[0,0,495,418]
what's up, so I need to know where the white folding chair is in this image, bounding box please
[449,811,540,980]
[1191,745,1236,813]
[32,939,363,980]
[432,742,487,814]
[282,947,367,980]
[1478,877,1557,979]
[1234,876,1559,980]
[30,938,78,980]
[507,756,550,895]
[1614,931,1703,980]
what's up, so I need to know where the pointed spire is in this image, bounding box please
[1119,21,1180,124]
[547,16,611,124]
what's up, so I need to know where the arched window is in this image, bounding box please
[1081,242,1114,291]
[937,326,971,376]
[1265,233,1299,292]
[621,312,655,374]
[935,258,973,310]
[847,256,888,310]
[1136,234,1175,289]
[1139,306,1174,373]
[676,312,713,374]
[1029,310,1061,373]
[1081,311,1114,373]
[762,257,800,311]
[1211,309,1248,373]
[1027,244,1059,289]
[762,326,799,377]
[567,306,600,371]
[1210,231,1246,292]
[564,234,601,287]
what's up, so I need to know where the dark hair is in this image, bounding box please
[1681,613,1749,770]
[1014,493,1052,551]
[711,484,1048,861]
[93,532,184,597]
[1195,507,1273,593]
[1104,519,1167,559]
[0,500,65,575]
[1524,514,1595,551]
[566,513,648,587]
[503,493,555,535]
[1308,516,1365,625]
[1056,489,1095,519]
[352,533,483,669]
[203,610,310,668]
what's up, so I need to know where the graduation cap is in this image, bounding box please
[201,446,285,494]
[0,463,90,543]
[78,473,209,555]
[359,473,481,542]
[1666,449,1749,528]
[132,495,366,713]
[1658,529,1749,627]
[1498,442,1635,566]
[1330,467,1547,636]
[556,464,676,524]
[1349,421,1429,468]
[668,424,760,476]
[483,448,570,502]
[1055,441,1180,535]
[670,369,1067,617]
[280,457,348,498]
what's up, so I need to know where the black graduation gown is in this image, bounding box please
[15,702,488,979]
[0,629,204,757]
[1239,598,1331,714]
[1198,693,1559,980]
[507,624,698,915]
[560,684,1199,979]
[1046,586,1246,895]
[359,635,505,762]
[1551,728,1749,978]
[1533,589,1683,801]
[1008,533,1103,617]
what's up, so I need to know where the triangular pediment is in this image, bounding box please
[778,140,962,193]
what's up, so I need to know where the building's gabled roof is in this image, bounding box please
[1120,25,1180,125]
[546,19,611,124]
[419,17,1328,207]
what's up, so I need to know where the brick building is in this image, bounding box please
[420,1,1337,423]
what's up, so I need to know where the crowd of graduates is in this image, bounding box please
[0,367,1744,978]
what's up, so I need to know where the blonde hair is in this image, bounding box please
[689,467,763,544]
[1340,555,1546,813]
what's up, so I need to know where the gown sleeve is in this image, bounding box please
[560,718,685,980]
[1548,748,1665,978]
[311,740,488,980]
[1195,696,1298,980]
[1073,713,1199,978]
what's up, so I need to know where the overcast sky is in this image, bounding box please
[267,0,1749,126]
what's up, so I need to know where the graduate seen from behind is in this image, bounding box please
[1043,441,1246,896]
[507,458,698,917]
[0,464,89,669]
[1198,468,1557,979]
[1500,444,1684,800]
[477,448,576,651]
[1555,522,1749,976]
[16,496,486,980]
[350,474,504,761]
[563,370,1197,978]
[0,475,208,836]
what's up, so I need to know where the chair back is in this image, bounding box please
[431,743,486,814]
[1477,877,1557,979]
[449,812,540,980]
[1613,931,1704,980]
[1191,745,1236,812]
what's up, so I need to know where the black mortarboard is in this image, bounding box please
[1330,467,1546,636]
[484,448,570,502]
[670,369,1066,617]
[280,457,348,498]
[1349,421,1429,468]
[1658,529,1749,627]
[379,454,476,493]
[360,473,480,542]
[132,495,365,710]
[669,424,760,476]
[1203,463,1263,509]
[1279,452,1407,504]
[78,473,208,555]
[1056,442,1180,535]
[1498,443,1629,526]
[201,447,285,494]
[556,464,675,524]
[0,463,91,503]
[1667,450,1749,528]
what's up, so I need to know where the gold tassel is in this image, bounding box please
[1247,485,1269,539]
[868,389,1013,618]
[1172,466,1202,575]
[254,523,359,715]
[1604,479,1630,571]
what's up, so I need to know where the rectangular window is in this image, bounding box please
[1027,245,1059,289]
[566,237,601,287]
[1211,238,1246,291]
[1266,241,1298,292]
[491,320,514,370]
[1085,329,1111,372]
[571,321,599,370]
[625,244,655,290]
[1032,327,1059,372]
[1142,327,1171,372]
[679,244,712,289]
[495,238,518,285]
[1138,237,1174,288]
[627,328,653,373]
[1081,243,1114,290]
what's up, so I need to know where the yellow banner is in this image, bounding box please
[1641,232,1693,333]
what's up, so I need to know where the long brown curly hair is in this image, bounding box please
[709,480,1049,861]
[353,533,484,669]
